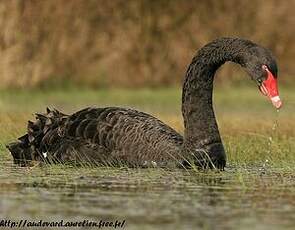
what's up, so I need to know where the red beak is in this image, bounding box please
[259,65,282,109]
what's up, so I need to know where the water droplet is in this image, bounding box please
[266,109,280,155]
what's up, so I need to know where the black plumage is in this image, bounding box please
[6,37,278,169]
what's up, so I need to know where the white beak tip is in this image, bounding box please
[271,96,282,109]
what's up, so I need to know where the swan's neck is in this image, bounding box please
[182,38,246,151]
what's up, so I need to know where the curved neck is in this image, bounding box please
[182,38,251,150]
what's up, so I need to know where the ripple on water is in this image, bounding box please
[0,162,294,230]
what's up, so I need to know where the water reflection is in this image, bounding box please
[0,162,294,230]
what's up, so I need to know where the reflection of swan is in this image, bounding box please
[7,37,281,169]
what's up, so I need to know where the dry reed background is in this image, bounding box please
[0,0,294,88]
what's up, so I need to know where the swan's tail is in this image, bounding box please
[6,108,67,166]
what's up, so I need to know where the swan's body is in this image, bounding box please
[31,107,183,167]
[7,37,281,169]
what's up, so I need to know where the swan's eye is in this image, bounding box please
[262,65,268,71]
[261,65,269,80]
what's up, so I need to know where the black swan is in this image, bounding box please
[6,37,282,169]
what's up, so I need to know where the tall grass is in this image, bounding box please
[0,0,294,88]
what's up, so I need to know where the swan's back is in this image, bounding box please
[7,107,183,167]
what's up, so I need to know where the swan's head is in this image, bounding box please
[243,46,282,109]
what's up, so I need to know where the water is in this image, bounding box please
[0,162,294,230]
[266,109,280,157]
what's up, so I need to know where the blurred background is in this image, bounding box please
[0,0,294,89]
